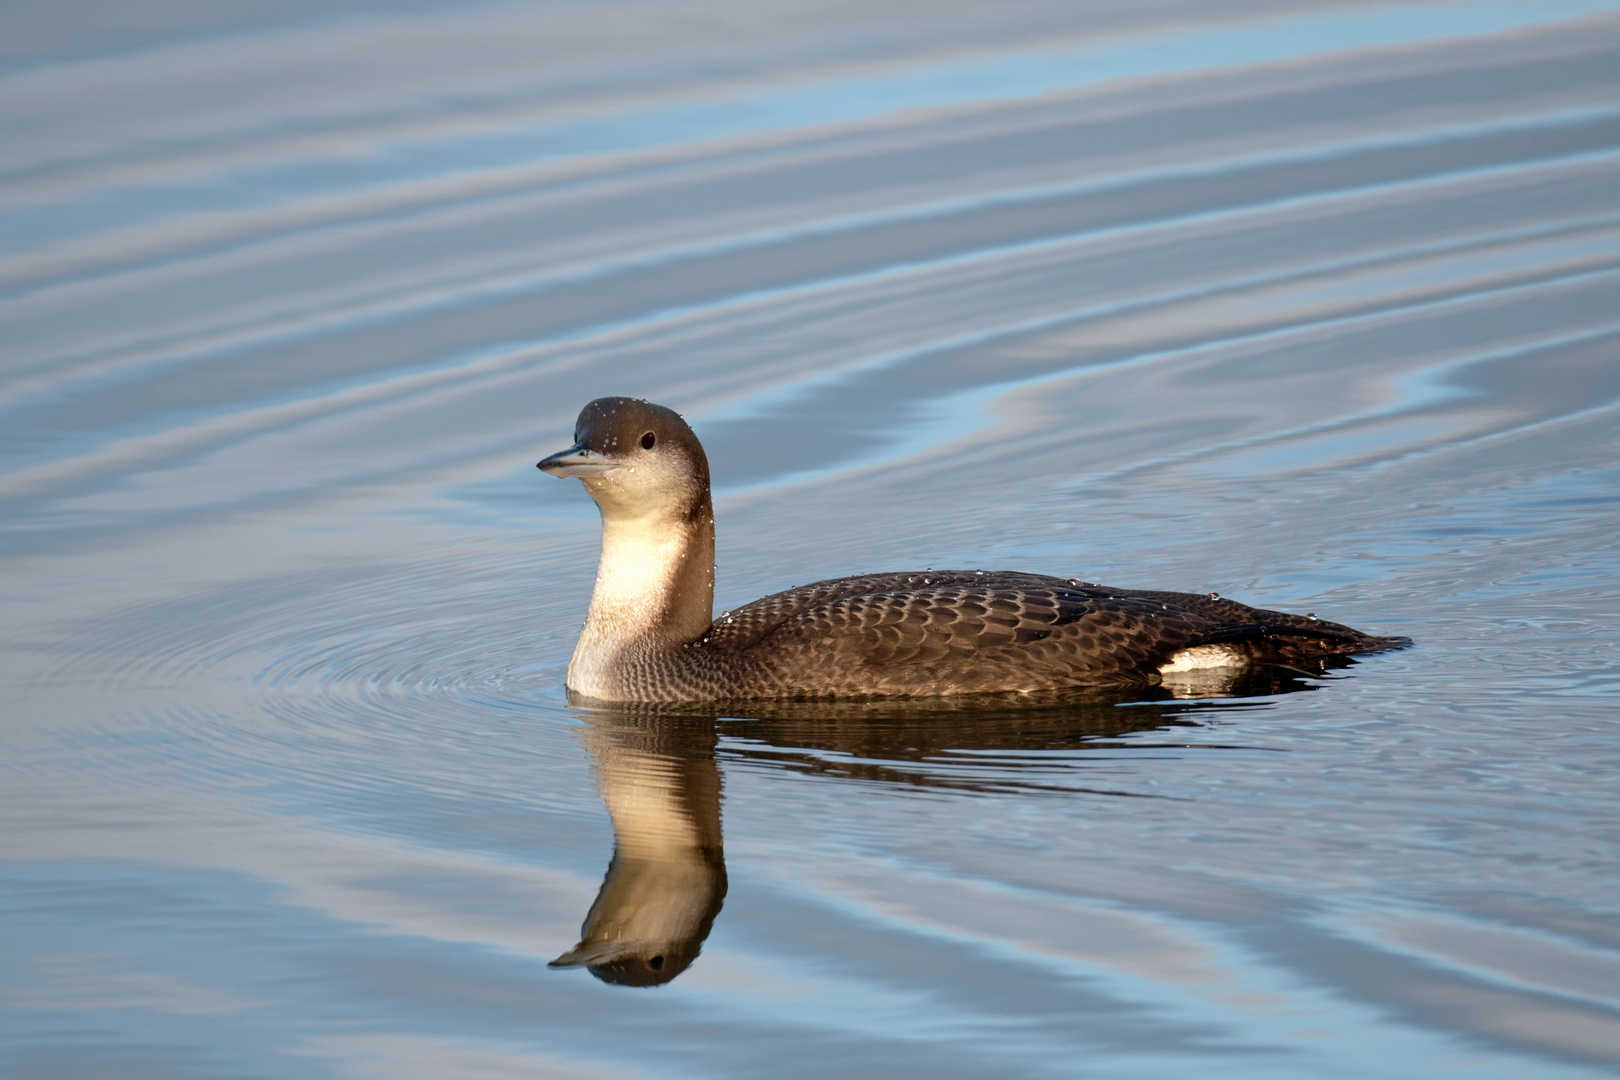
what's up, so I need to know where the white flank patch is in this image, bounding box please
[1158,644,1248,674]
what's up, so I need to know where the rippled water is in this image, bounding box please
[4,2,1620,1077]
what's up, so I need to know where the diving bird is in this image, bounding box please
[538,397,1406,702]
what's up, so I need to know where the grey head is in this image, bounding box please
[537,397,711,523]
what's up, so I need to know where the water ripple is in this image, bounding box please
[5,4,1620,1077]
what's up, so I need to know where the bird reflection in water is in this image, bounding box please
[549,712,726,986]
[551,664,1356,986]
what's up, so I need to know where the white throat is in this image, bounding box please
[567,512,709,700]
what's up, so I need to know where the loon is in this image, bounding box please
[538,397,1406,703]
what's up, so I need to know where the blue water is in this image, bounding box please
[3,2,1619,1077]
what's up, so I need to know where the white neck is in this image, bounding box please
[567,509,714,700]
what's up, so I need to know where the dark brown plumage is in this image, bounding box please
[539,398,1407,703]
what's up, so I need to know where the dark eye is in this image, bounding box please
[640,431,656,450]
[649,955,664,969]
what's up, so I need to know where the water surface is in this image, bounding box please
[3,1,1619,1077]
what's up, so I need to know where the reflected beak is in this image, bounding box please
[537,443,621,478]
[548,939,633,968]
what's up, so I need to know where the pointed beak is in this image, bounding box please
[548,939,630,968]
[538,442,621,478]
